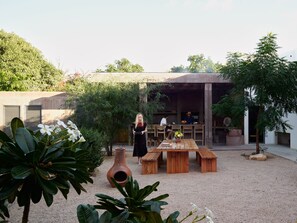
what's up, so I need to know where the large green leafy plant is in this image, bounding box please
[0,118,93,223]
[77,177,214,223]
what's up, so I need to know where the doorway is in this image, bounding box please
[248,106,264,143]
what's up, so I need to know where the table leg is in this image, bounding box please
[166,151,189,173]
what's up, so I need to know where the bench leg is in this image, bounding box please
[200,158,217,173]
[196,152,201,164]
[142,161,158,174]
[201,159,207,173]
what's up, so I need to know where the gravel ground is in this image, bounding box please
[7,149,297,223]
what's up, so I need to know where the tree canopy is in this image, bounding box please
[0,30,63,91]
[217,33,297,153]
[170,54,221,73]
[96,58,144,73]
[70,81,164,156]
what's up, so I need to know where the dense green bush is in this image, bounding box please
[79,127,106,172]
[0,29,63,91]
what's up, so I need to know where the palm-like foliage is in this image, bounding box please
[77,176,180,223]
[0,118,93,223]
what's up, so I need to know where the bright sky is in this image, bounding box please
[1,0,297,74]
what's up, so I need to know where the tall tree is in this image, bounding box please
[170,65,187,73]
[96,58,144,73]
[0,30,63,91]
[218,33,297,153]
[170,54,221,73]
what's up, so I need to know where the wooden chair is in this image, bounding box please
[147,124,157,146]
[194,124,204,145]
[156,125,166,144]
[182,125,193,139]
[171,124,181,133]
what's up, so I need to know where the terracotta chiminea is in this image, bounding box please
[107,147,132,187]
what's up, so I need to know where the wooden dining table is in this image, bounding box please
[156,139,199,174]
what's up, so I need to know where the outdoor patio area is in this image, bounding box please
[7,146,297,222]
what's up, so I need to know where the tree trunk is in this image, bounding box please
[256,128,260,154]
[106,143,113,156]
[22,200,30,223]
[255,106,264,154]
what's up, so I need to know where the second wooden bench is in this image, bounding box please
[141,150,162,174]
[196,147,217,173]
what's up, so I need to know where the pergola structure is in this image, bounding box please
[88,72,234,148]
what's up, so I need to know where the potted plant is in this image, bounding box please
[174,130,184,142]
[212,91,245,145]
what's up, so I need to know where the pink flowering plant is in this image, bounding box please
[0,118,93,223]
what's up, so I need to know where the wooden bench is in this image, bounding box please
[148,148,163,166]
[196,147,217,173]
[141,151,162,174]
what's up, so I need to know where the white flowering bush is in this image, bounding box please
[37,120,85,148]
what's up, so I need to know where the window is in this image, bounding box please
[25,105,42,129]
[4,106,20,126]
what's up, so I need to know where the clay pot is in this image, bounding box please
[107,147,132,187]
[228,128,242,136]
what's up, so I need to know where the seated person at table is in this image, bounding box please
[182,111,194,124]
[160,116,173,139]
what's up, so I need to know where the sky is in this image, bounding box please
[1,0,297,74]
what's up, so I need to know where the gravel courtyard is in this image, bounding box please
[8,149,297,223]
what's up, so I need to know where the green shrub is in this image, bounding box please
[77,177,214,223]
[79,128,106,172]
[77,176,178,223]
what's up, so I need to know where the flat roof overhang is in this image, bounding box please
[87,72,232,84]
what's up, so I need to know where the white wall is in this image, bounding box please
[0,92,73,130]
[285,113,297,150]
[264,130,276,144]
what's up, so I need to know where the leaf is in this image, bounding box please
[111,178,128,198]
[10,117,24,139]
[0,199,10,219]
[17,180,32,207]
[15,128,35,154]
[99,211,112,223]
[31,181,43,204]
[0,130,13,144]
[42,190,53,207]
[0,180,23,200]
[110,210,129,223]
[77,204,99,223]
[69,179,86,195]
[37,175,58,195]
[164,211,180,223]
[11,165,33,180]
[151,194,169,202]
